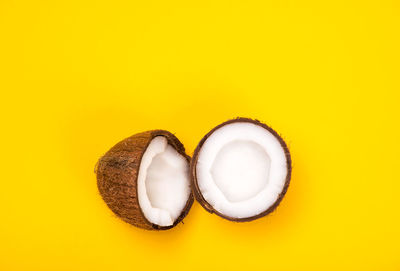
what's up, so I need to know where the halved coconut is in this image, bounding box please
[190,118,291,222]
[96,130,193,230]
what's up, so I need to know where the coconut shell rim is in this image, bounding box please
[146,130,194,230]
[190,117,292,222]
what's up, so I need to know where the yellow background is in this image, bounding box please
[0,1,399,270]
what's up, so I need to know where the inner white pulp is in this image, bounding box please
[137,136,191,227]
[196,122,288,219]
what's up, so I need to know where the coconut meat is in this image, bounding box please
[196,122,288,219]
[137,136,191,227]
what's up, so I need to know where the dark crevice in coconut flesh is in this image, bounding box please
[191,118,291,222]
[96,130,193,230]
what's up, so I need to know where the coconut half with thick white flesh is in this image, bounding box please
[96,130,193,230]
[190,118,292,222]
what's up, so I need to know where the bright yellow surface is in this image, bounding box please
[1,1,399,270]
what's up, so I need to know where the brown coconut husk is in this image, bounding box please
[96,130,193,230]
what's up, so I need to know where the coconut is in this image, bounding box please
[190,118,292,222]
[96,130,193,230]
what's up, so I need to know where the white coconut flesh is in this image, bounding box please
[196,122,288,219]
[137,136,191,227]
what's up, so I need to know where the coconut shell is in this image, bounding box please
[96,130,193,230]
[190,118,292,222]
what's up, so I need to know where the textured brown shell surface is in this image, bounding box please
[96,130,193,230]
[190,118,292,222]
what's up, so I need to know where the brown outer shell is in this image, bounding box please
[190,118,292,222]
[96,130,194,230]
